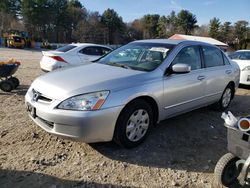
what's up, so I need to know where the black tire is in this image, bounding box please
[4,39,7,47]
[214,153,240,187]
[0,80,14,92]
[213,84,234,111]
[113,99,153,148]
[8,77,20,88]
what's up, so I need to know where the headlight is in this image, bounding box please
[243,66,250,71]
[58,91,109,111]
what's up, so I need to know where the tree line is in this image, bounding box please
[0,0,249,49]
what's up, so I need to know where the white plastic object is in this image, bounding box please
[238,118,250,132]
[221,111,238,127]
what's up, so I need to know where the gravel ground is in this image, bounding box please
[0,47,250,188]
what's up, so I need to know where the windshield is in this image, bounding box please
[56,45,77,52]
[97,42,175,71]
[13,36,22,42]
[229,51,250,60]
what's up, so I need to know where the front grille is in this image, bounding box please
[37,95,52,102]
[32,89,52,103]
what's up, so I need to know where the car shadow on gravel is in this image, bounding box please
[0,85,29,96]
[91,94,250,174]
[0,169,130,188]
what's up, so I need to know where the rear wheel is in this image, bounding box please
[0,80,14,92]
[113,99,153,148]
[213,84,234,111]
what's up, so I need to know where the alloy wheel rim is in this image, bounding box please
[222,88,231,108]
[126,109,149,142]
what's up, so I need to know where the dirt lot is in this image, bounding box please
[0,47,250,188]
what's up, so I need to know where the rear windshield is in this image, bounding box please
[56,45,77,52]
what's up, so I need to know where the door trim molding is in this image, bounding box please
[164,91,222,109]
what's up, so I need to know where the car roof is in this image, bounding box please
[133,39,184,45]
[131,39,215,47]
[236,50,250,52]
[70,43,111,49]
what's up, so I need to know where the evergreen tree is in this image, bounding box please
[176,10,197,35]
[209,17,220,39]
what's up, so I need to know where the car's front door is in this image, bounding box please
[163,45,207,118]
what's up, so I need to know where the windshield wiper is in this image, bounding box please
[128,66,149,72]
[107,62,131,69]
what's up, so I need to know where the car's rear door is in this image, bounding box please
[200,45,233,103]
[163,45,207,118]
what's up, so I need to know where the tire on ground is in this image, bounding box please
[113,99,154,148]
[8,77,20,88]
[214,153,241,187]
[212,83,234,111]
[0,80,14,92]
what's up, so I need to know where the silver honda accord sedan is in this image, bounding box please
[25,39,240,148]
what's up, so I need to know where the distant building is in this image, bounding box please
[169,34,228,51]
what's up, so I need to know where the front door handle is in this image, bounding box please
[197,75,205,81]
[225,70,232,74]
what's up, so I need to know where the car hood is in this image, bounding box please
[232,59,250,70]
[31,63,151,100]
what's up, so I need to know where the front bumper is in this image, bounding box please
[25,97,123,143]
[240,71,250,85]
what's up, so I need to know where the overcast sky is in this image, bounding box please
[80,0,250,25]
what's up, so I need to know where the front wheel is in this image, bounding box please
[0,80,14,92]
[113,99,153,148]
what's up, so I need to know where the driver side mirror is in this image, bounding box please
[172,63,191,74]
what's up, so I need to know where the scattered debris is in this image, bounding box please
[0,130,8,138]
[31,132,39,139]
[171,181,180,186]
[32,153,68,166]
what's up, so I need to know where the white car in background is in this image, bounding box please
[229,50,250,85]
[40,43,112,72]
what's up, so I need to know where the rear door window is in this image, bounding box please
[56,45,77,52]
[202,46,224,67]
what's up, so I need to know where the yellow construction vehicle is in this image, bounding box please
[19,31,32,48]
[2,30,31,48]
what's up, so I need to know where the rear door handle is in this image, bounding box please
[225,70,232,74]
[197,75,206,81]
